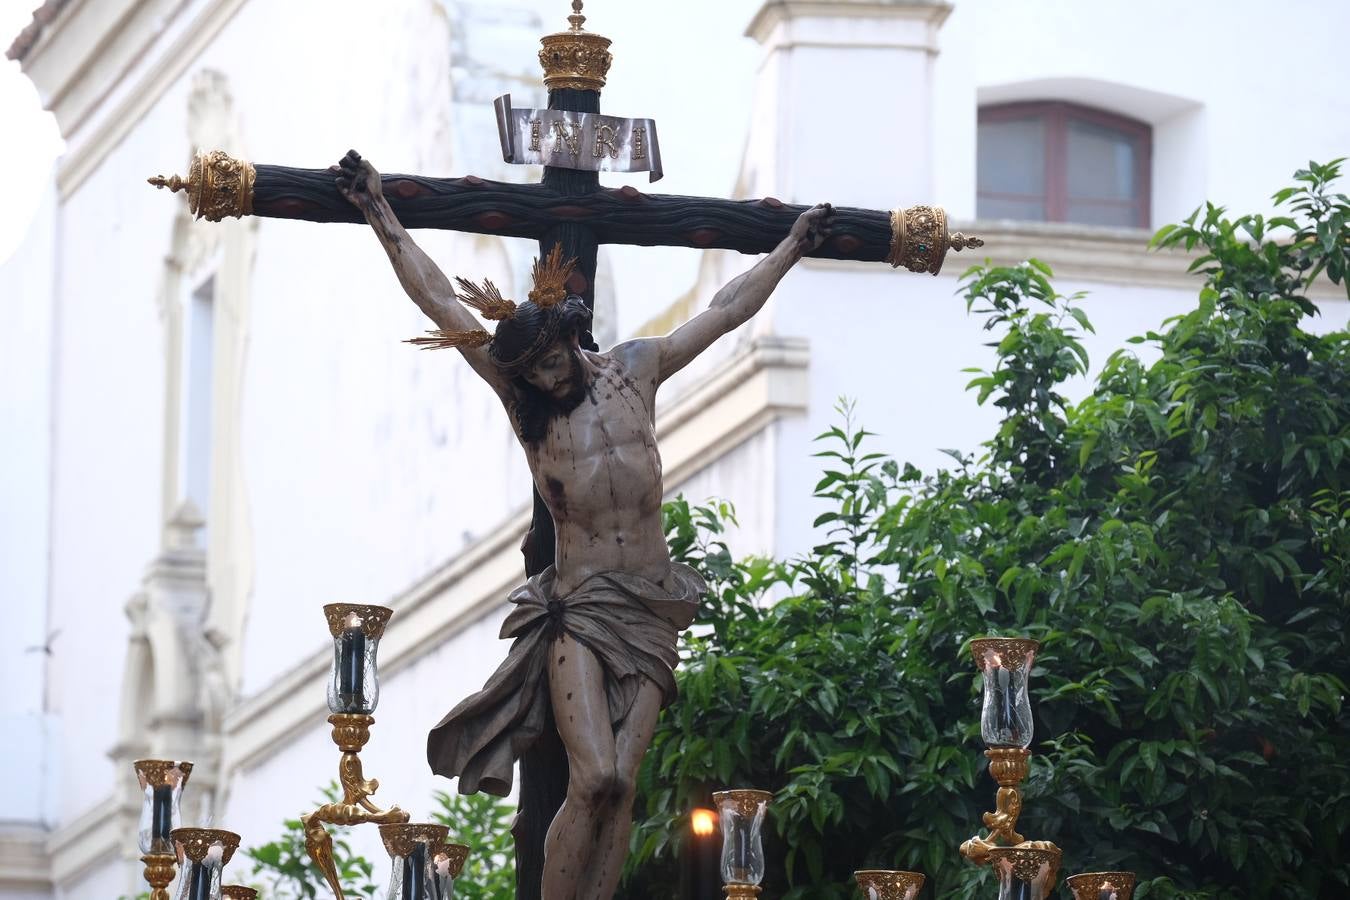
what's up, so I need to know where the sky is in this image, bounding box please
[0,1,63,266]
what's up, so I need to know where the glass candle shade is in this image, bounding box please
[970,638,1038,749]
[854,869,925,900]
[988,846,1061,900]
[324,604,392,714]
[380,823,452,900]
[135,760,194,854]
[171,828,240,900]
[1066,872,1136,900]
[433,841,470,898]
[221,889,257,900]
[713,789,772,886]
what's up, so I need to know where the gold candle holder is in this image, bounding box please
[134,759,194,900]
[140,853,177,900]
[1066,872,1137,900]
[988,845,1062,900]
[301,604,408,900]
[960,637,1044,865]
[714,789,772,899]
[854,869,925,900]
[221,888,258,900]
[171,828,241,900]
[434,840,471,881]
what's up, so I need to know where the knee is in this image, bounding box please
[572,761,625,808]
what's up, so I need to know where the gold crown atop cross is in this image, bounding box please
[539,1,613,93]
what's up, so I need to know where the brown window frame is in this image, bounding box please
[978,101,1152,228]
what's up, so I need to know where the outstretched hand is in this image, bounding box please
[329,149,385,211]
[789,202,836,254]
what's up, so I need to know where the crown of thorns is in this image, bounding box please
[406,244,578,353]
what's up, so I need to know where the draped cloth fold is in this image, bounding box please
[426,563,705,796]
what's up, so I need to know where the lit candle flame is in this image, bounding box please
[691,807,716,837]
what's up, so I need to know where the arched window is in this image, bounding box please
[978,101,1151,228]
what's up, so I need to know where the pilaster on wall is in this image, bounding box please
[740,0,953,207]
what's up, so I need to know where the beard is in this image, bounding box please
[513,350,588,445]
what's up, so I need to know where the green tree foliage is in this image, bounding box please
[624,161,1350,899]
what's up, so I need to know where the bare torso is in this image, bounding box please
[516,347,670,596]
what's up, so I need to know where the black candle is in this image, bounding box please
[338,617,366,711]
[403,841,427,899]
[187,862,212,900]
[1005,879,1033,900]
[150,785,174,847]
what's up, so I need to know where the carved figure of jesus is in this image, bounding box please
[332,150,833,900]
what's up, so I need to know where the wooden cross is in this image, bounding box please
[147,6,980,898]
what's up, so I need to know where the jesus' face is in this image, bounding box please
[522,336,586,404]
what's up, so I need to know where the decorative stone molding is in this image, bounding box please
[747,1,953,50]
[800,218,1346,299]
[0,828,51,892]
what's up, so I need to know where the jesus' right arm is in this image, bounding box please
[332,149,512,395]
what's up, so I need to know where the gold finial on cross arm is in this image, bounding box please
[888,205,984,276]
[147,150,254,222]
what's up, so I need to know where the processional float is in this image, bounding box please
[138,2,1133,898]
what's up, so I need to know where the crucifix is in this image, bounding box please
[148,4,981,898]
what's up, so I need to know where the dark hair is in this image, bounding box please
[489,295,597,372]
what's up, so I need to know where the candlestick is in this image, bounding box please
[307,603,407,900]
[327,604,386,715]
[134,760,193,854]
[961,638,1052,866]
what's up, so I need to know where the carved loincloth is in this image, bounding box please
[426,563,706,796]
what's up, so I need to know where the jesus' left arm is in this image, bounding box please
[622,203,835,384]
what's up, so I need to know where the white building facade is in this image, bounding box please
[2,1,1348,897]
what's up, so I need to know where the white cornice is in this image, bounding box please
[746,0,953,48]
[0,827,52,891]
[43,795,127,886]
[48,0,250,199]
[799,219,1347,300]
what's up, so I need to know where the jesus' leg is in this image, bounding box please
[577,676,663,900]
[543,633,620,900]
